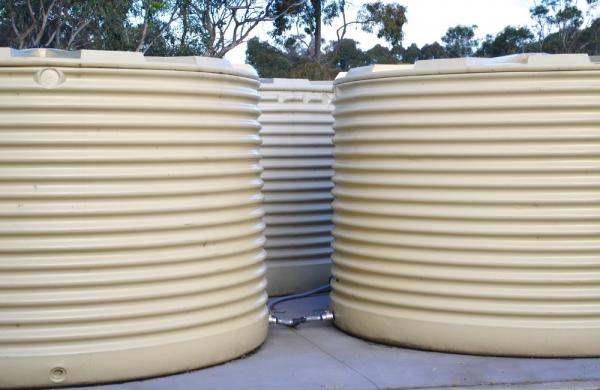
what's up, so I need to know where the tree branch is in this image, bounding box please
[143,2,180,53]
[67,19,91,49]
[33,0,58,46]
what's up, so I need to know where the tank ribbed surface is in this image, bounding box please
[259,79,334,295]
[331,54,600,356]
[0,48,267,388]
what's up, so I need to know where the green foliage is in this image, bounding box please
[0,0,136,50]
[290,60,337,79]
[269,0,407,60]
[358,1,407,46]
[325,38,369,70]
[246,37,291,77]
[247,36,399,78]
[366,44,400,64]
[476,26,534,57]
[397,41,448,63]
[575,17,600,54]
[529,0,598,52]
[419,41,446,60]
[260,0,407,76]
[270,0,334,58]
[400,43,421,63]
[442,24,479,57]
[0,0,275,57]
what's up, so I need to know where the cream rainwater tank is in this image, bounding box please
[259,79,334,295]
[331,54,600,356]
[0,48,267,388]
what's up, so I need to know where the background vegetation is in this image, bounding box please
[1,0,598,79]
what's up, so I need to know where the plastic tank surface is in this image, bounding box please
[0,48,267,388]
[331,54,600,357]
[259,79,334,295]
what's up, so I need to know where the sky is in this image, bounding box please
[224,0,596,64]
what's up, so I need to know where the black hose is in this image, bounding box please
[268,283,331,312]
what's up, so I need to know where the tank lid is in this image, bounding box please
[260,77,333,92]
[335,71,348,80]
[0,47,258,79]
[336,53,598,84]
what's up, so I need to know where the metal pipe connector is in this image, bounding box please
[268,310,334,328]
[303,310,335,322]
[269,315,295,326]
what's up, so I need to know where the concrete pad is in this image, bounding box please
[72,294,600,390]
[414,381,600,390]
[72,304,375,390]
[292,295,600,389]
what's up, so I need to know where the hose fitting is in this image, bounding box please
[267,283,334,328]
[269,310,334,328]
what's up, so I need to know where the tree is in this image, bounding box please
[131,0,180,54]
[442,24,478,57]
[529,0,599,52]
[0,0,277,57]
[270,0,332,59]
[575,16,600,54]
[248,37,402,78]
[0,0,189,53]
[326,1,406,68]
[355,1,406,47]
[365,44,399,64]
[90,1,138,51]
[246,37,291,77]
[176,0,279,57]
[419,41,446,59]
[324,38,368,70]
[0,0,136,50]
[259,1,408,77]
[476,25,534,57]
[270,1,407,59]
[400,42,421,63]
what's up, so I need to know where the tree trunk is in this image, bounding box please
[136,1,150,52]
[180,0,190,52]
[311,0,321,59]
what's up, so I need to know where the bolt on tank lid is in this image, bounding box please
[0,47,258,79]
[259,77,333,92]
[336,53,598,85]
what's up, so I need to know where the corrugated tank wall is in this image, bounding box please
[331,54,600,357]
[259,79,334,296]
[0,48,268,388]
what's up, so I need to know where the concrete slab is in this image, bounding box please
[414,381,600,390]
[72,294,600,390]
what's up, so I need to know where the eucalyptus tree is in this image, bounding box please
[476,26,534,57]
[442,24,479,57]
[0,0,279,57]
[270,0,406,59]
[530,0,599,52]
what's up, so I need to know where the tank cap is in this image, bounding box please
[0,47,258,79]
[416,53,591,71]
[343,64,414,79]
[336,53,597,85]
[335,71,348,80]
